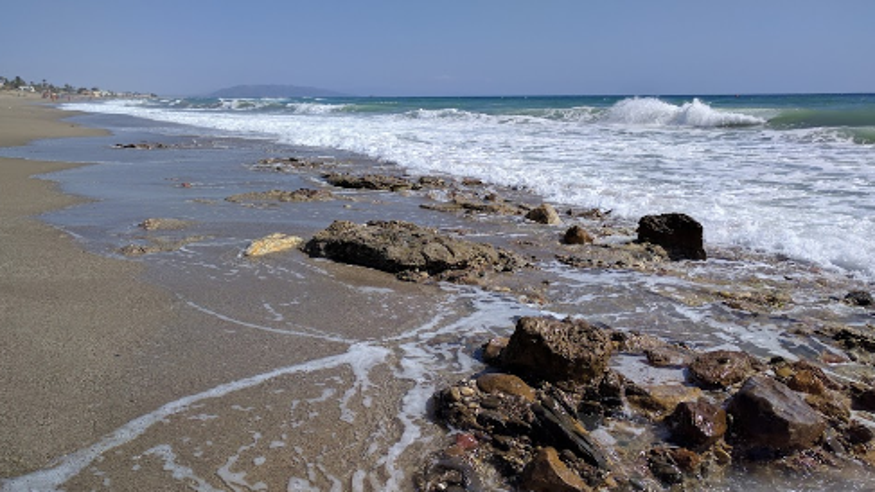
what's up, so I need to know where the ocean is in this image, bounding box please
[63,93,875,281]
[2,94,874,490]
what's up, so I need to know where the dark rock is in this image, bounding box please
[845,290,874,307]
[637,213,706,260]
[532,395,610,470]
[520,447,591,492]
[562,225,594,245]
[422,191,527,216]
[727,375,827,453]
[482,337,509,364]
[647,446,702,486]
[302,220,523,280]
[501,316,613,386]
[688,350,761,389]
[644,346,694,367]
[323,172,418,191]
[667,399,728,449]
[526,204,562,225]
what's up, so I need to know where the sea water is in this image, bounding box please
[62,93,875,281]
[2,95,875,490]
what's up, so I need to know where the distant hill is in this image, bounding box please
[208,84,348,98]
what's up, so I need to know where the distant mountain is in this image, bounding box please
[208,84,348,98]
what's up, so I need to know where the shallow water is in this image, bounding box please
[2,112,875,490]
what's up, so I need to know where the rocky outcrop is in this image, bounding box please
[500,316,613,387]
[302,220,523,281]
[225,188,334,203]
[637,213,706,260]
[526,204,562,225]
[727,375,827,454]
[323,172,419,191]
[243,233,303,257]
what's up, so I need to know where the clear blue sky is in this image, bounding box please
[2,0,873,96]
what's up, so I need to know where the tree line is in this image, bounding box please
[0,74,101,94]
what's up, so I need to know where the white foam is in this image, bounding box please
[63,98,875,280]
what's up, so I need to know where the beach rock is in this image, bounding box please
[225,188,334,203]
[562,225,594,245]
[845,290,874,307]
[647,446,702,486]
[667,399,728,449]
[323,172,418,191]
[526,203,562,225]
[139,218,192,231]
[637,213,706,260]
[726,375,826,453]
[244,233,303,257]
[112,142,168,150]
[476,373,536,403]
[644,345,694,367]
[626,384,704,417]
[501,316,613,386]
[532,395,610,469]
[421,191,527,216]
[482,337,509,364]
[255,156,325,171]
[688,350,761,389]
[520,447,591,492]
[303,220,523,280]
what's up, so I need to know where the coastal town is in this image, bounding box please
[0,74,154,100]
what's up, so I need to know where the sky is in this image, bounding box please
[1,0,874,97]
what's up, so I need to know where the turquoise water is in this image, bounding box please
[65,93,875,280]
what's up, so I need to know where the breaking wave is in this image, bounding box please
[604,97,766,127]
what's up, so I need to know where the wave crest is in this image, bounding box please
[604,97,765,128]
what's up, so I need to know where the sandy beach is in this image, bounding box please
[3,92,875,491]
[0,94,194,478]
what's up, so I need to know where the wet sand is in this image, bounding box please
[0,94,460,490]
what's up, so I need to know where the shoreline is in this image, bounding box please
[3,95,875,490]
[0,94,182,477]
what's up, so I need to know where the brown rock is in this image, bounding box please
[727,375,826,453]
[637,213,706,261]
[303,220,523,279]
[520,447,591,492]
[563,225,593,245]
[667,399,728,449]
[139,218,192,230]
[526,203,562,225]
[501,316,613,386]
[688,350,760,389]
[476,373,536,402]
[323,172,417,191]
[482,337,509,364]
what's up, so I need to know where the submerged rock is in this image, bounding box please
[727,375,827,454]
[501,316,613,386]
[302,220,523,280]
[225,188,334,203]
[323,172,418,191]
[139,218,192,231]
[637,213,706,261]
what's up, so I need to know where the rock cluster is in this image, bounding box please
[303,220,524,282]
[421,316,875,491]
